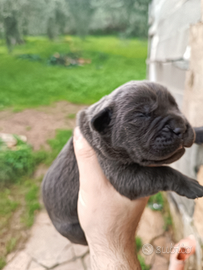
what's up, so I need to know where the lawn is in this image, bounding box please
[0,36,147,111]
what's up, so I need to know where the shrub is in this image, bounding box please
[0,138,35,184]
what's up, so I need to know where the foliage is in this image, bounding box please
[164,214,173,231]
[148,192,164,211]
[0,0,150,51]
[148,192,174,231]
[0,138,35,184]
[66,0,95,38]
[0,36,147,111]
[47,52,91,67]
[0,0,26,51]
[91,0,151,38]
[138,254,150,270]
[17,54,41,61]
[135,237,150,269]
[0,128,72,185]
[135,236,143,252]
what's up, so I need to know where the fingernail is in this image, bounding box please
[74,127,83,140]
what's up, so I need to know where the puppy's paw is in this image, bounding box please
[177,178,203,199]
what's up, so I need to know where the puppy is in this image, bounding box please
[42,81,203,246]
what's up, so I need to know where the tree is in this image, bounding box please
[0,0,26,52]
[0,0,151,52]
[66,0,95,38]
[46,0,69,40]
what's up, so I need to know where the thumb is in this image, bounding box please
[74,127,96,164]
[73,127,108,192]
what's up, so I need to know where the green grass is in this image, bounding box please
[48,129,72,156]
[41,129,73,165]
[67,113,76,119]
[6,238,17,254]
[0,189,19,216]
[0,258,6,270]
[135,237,150,269]
[22,180,41,227]
[0,177,42,268]
[0,36,147,111]
[148,192,173,232]
[135,236,143,252]
[138,255,150,270]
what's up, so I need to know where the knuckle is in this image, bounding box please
[77,147,96,160]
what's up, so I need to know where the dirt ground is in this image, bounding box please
[0,101,86,150]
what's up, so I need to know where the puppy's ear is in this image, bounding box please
[91,107,112,133]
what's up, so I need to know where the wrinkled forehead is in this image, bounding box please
[115,82,177,113]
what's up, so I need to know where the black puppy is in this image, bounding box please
[42,81,203,246]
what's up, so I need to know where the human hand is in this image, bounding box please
[73,127,148,270]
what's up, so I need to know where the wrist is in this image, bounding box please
[87,236,141,270]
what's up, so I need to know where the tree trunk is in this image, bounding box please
[47,17,56,40]
[4,12,24,53]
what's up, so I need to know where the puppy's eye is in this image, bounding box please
[136,112,151,118]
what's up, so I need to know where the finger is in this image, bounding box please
[176,235,196,261]
[73,127,108,193]
[169,235,196,270]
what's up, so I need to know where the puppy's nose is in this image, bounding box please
[172,127,186,138]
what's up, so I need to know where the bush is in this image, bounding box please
[0,130,73,185]
[0,138,35,184]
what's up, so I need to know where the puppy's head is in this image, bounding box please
[90,81,195,166]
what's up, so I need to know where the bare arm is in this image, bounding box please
[73,127,148,270]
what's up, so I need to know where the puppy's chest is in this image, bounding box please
[97,154,130,182]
